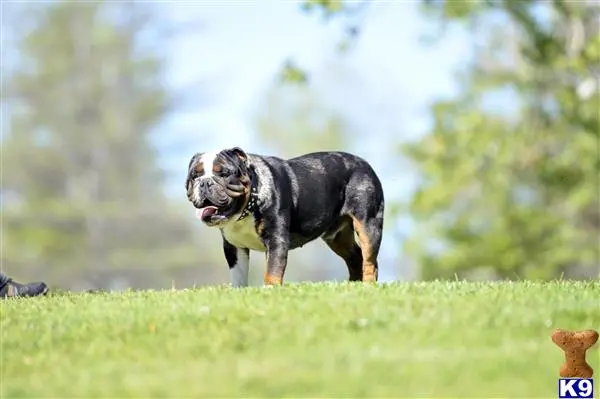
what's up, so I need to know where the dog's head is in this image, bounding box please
[185,147,251,226]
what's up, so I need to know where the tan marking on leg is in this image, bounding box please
[264,273,283,285]
[350,215,378,282]
[323,222,362,281]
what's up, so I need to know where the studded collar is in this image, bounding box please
[237,167,260,221]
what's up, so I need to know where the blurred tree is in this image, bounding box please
[296,0,369,58]
[299,0,600,280]
[1,1,203,285]
[255,83,348,158]
[403,0,600,280]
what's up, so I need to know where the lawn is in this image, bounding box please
[1,281,599,398]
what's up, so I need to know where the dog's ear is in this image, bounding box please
[187,155,196,171]
[226,147,248,163]
[188,153,202,170]
[186,153,201,189]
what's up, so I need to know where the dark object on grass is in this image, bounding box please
[0,272,48,298]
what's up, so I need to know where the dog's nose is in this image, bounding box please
[199,178,213,189]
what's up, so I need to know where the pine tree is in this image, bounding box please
[2,1,199,282]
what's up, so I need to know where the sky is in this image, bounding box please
[155,1,472,281]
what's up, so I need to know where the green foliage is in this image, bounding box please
[1,1,197,274]
[402,0,600,280]
[3,281,599,397]
[278,60,309,84]
[254,77,349,158]
[278,0,366,83]
[420,0,488,20]
[301,0,344,18]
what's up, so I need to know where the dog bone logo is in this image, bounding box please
[552,328,599,378]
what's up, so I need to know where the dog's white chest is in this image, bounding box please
[221,217,266,252]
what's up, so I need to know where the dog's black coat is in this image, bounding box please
[186,148,384,285]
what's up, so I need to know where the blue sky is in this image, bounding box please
[156,1,472,281]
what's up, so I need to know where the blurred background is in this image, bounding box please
[1,0,598,291]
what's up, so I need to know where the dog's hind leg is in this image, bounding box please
[322,217,363,281]
[350,213,382,282]
[344,175,384,282]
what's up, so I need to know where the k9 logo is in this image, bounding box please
[558,379,594,399]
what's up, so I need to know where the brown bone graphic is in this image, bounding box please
[551,329,599,378]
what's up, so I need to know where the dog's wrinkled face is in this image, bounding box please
[186,147,251,226]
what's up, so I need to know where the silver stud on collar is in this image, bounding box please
[238,187,260,221]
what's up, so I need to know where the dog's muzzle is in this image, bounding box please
[191,177,232,224]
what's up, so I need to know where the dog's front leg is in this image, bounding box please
[223,238,250,287]
[262,232,289,286]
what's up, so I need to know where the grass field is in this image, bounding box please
[1,281,599,398]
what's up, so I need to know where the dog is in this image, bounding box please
[185,147,384,286]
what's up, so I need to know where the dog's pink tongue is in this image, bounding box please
[196,206,218,220]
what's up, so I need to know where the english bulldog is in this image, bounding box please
[185,147,384,286]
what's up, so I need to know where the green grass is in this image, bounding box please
[1,281,599,398]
